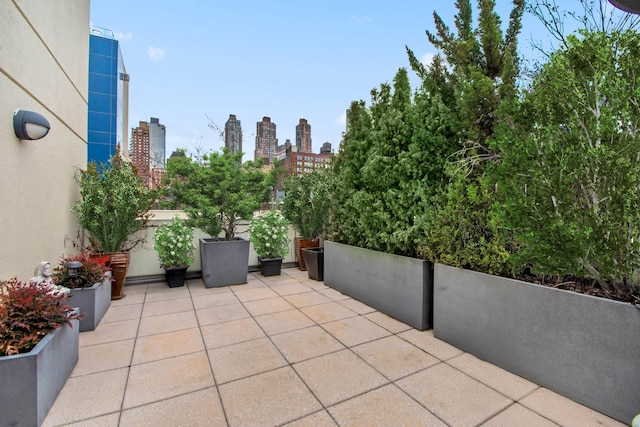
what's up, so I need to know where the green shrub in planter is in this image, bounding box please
[153,217,196,268]
[249,210,290,259]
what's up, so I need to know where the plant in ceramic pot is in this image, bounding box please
[72,148,154,299]
[281,168,331,270]
[249,210,290,276]
[52,253,112,331]
[164,149,276,287]
[153,217,195,287]
[0,278,83,425]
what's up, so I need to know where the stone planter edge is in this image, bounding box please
[433,263,640,424]
[324,240,433,330]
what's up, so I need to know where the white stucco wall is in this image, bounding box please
[0,1,90,280]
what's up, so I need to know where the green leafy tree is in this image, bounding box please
[281,168,332,239]
[163,149,275,240]
[494,30,640,289]
[406,0,524,272]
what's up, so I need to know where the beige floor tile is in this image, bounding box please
[218,366,322,426]
[300,302,357,324]
[109,291,145,306]
[337,298,377,314]
[196,303,250,326]
[448,353,539,400]
[328,384,447,427]
[293,350,388,406]
[481,403,559,427]
[520,388,627,427]
[42,368,128,426]
[243,296,295,316]
[142,297,193,317]
[143,284,191,302]
[353,335,439,380]
[137,310,198,337]
[232,286,280,302]
[61,413,120,427]
[283,410,338,426]
[396,363,512,427]
[322,316,391,347]
[399,329,463,360]
[260,275,299,286]
[271,281,315,296]
[79,318,139,347]
[72,339,135,376]
[121,284,148,295]
[100,303,143,323]
[301,280,329,290]
[192,291,240,310]
[254,309,315,335]
[119,387,226,427]
[201,317,265,349]
[363,311,413,334]
[132,327,204,365]
[123,351,214,409]
[209,337,288,384]
[284,291,332,308]
[317,287,350,301]
[271,325,345,363]
[188,280,231,296]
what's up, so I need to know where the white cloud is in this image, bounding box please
[421,52,435,67]
[147,47,165,61]
[351,16,372,22]
[115,31,133,41]
[337,111,347,125]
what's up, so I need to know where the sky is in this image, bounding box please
[89,1,591,163]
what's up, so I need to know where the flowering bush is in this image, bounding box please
[0,278,82,356]
[250,210,290,259]
[154,217,195,268]
[53,253,110,289]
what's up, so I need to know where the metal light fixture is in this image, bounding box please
[609,0,640,14]
[13,109,51,140]
[64,260,83,278]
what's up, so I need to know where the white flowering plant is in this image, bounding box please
[249,210,290,259]
[154,217,196,268]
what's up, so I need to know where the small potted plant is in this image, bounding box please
[0,278,83,426]
[249,210,290,276]
[72,148,154,299]
[53,253,112,331]
[153,217,195,287]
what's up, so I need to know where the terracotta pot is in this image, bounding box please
[294,237,319,271]
[93,252,130,300]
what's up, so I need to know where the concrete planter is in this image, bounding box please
[324,241,433,330]
[434,263,640,424]
[68,276,111,332]
[200,238,249,287]
[0,318,79,427]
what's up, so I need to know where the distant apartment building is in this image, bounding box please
[282,144,331,176]
[295,118,312,153]
[88,26,129,164]
[225,114,242,154]
[130,117,166,188]
[254,116,278,161]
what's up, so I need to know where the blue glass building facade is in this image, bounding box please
[88,27,128,164]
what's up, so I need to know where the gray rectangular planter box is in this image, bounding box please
[68,277,111,332]
[0,318,79,427]
[434,263,640,424]
[324,241,433,330]
[200,238,250,288]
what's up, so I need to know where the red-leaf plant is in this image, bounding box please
[0,278,83,356]
[53,252,111,289]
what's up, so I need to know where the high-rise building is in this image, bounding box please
[224,114,242,154]
[255,116,278,161]
[295,118,312,153]
[88,26,129,164]
[130,117,166,188]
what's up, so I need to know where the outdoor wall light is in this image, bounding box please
[13,109,51,140]
[609,0,640,14]
[64,260,83,278]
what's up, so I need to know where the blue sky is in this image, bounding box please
[89,1,579,163]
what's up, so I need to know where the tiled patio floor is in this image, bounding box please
[43,268,625,427]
